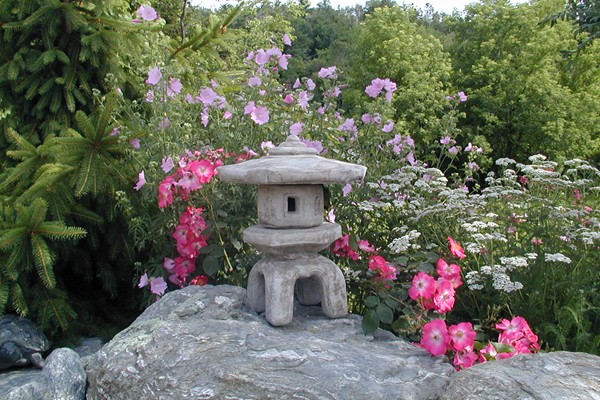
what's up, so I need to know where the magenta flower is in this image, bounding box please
[368,255,397,286]
[137,5,159,21]
[150,277,168,296]
[448,322,476,351]
[134,171,146,191]
[433,280,456,313]
[283,94,294,104]
[358,240,375,253]
[408,272,436,301]
[146,66,162,85]
[453,349,478,370]
[448,237,467,259]
[421,320,451,356]
[250,105,270,125]
[436,258,461,279]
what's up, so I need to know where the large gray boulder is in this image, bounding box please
[85,285,455,400]
[439,351,600,400]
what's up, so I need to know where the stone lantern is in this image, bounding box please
[217,135,366,326]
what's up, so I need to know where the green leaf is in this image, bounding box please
[202,256,220,276]
[376,303,394,324]
[364,295,380,308]
[362,309,380,335]
[418,262,434,273]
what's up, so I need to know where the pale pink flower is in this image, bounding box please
[248,76,262,87]
[146,66,162,85]
[134,171,146,191]
[290,122,304,136]
[318,66,338,79]
[283,33,292,46]
[150,277,167,296]
[382,121,394,133]
[306,79,316,91]
[283,94,294,104]
[130,138,141,149]
[254,49,270,65]
[138,273,149,288]
[342,183,352,196]
[278,54,291,70]
[161,156,174,173]
[167,78,182,96]
[327,209,336,223]
[440,136,451,145]
[250,105,270,125]
[199,87,218,106]
[298,91,310,108]
[293,78,301,89]
[137,5,159,21]
[358,240,375,253]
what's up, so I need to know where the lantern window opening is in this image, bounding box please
[287,196,297,213]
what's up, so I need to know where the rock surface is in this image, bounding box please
[84,284,600,400]
[85,285,455,400]
[1,347,86,400]
[439,350,600,400]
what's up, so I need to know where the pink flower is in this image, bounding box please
[358,240,375,253]
[163,258,176,273]
[440,136,451,145]
[158,176,177,208]
[436,258,461,279]
[453,348,478,370]
[531,237,543,246]
[250,105,270,125]
[361,114,372,124]
[278,54,291,70]
[331,234,359,260]
[433,280,456,313]
[368,255,397,285]
[421,319,451,356]
[306,79,316,91]
[448,237,467,259]
[134,171,146,191]
[298,91,310,108]
[408,272,436,301]
[458,91,468,102]
[137,5,159,21]
[191,275,209,286]
[448,322,476,351]
[327,209,336,223]
[293,78,301,89]
[146,66,162,85]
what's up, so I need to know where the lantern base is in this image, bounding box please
[246,254,348,326]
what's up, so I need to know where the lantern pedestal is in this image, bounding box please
[244,223,347,326]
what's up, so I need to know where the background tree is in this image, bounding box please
[447,0,600,162]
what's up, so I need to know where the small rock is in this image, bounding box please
[43,348,86,400]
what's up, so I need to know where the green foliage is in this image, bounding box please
[448,0,600,162]
[0,198,85,331]
[345,5,452,146]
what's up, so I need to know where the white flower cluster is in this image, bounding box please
[466,264,524,293]
[544,253,572,264]
[499,256,529,270]
[388,228,422,254]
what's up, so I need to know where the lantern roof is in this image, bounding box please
[217,135,366,185]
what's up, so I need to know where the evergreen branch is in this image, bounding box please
[36,222,86,241]
[29,198,49,228]
[75,110,95,138]
[17,164,75,204]
[0,273,8,313]
[3,247,22,281]
[30,234,56,288]
[0,227,27,251]
[10,283,28,317]
[74,149,98,197]
[96,92,117,140]
[5,128,36,153]
[69,205,103,225]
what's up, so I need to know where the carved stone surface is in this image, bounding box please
[85,285,455,400]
